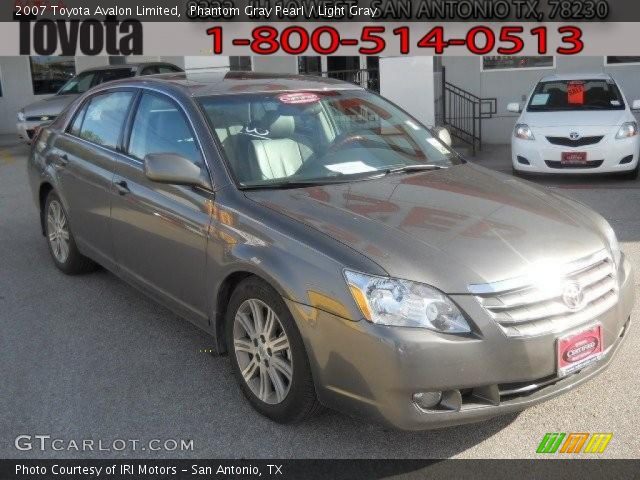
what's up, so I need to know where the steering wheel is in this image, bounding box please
[325,130,373,155]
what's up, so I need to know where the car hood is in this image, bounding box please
[245,164,608,293]
[22,94,77,117]
[523,110,628,127]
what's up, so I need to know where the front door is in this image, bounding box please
[110,91,212,325]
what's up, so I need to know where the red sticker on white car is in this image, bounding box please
[567,82,585,104]
[277,92,320,104]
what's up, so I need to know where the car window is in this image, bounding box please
[527,79,625,112]
[78,91,134,149]
[97,68,135,84]
[157,65,181,73]
[68,103,88,137]
[140,66,159,75]
[57,71,98,95]
[128,93,201,165]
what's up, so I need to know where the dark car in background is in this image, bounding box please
[17,62,183,142]
[27,72,634,429]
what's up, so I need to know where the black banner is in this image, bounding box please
[2,459,640,480]
[3,0,640,22]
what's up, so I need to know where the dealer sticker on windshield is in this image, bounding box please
[277,92,320,104]
[557,324,603,377]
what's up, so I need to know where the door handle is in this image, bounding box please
[115,180,130,195]
[51,153,68,167]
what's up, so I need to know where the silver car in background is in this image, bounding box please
[17,62,182,142]
[28,72,634,430]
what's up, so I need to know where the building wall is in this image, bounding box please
[380,56,435,127]
[441,56,640,144]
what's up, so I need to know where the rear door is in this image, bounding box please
[110,91,212,326]
[52,89,135,268]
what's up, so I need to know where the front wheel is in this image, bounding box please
[44,192,96,274]
[625,161,639,180]
[226,277,321,423]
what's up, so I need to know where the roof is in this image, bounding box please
[82,62,179,72]
[540,72,613,82]
[108,71,363,97]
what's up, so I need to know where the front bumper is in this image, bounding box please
[287,255,634,430]
[512,134,640,174]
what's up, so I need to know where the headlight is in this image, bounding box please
[17,111,25,122]
[514,123,534,140]
[344,270,471,333]
[615,121,638,139]
[603,222,621,267]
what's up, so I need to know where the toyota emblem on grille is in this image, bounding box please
[569,132,581,140]
[562,281,585,311]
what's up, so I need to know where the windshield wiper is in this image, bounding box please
[383,164,447,175]
[241,178,351,190]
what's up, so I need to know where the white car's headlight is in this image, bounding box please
[603,222,621,267]
[615,121,638,139]
[17,111,25,122]
[344,270,471,333]
[514,123,535,140]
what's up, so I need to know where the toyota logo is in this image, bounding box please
[569,132,581,140]
[562,282,585,311]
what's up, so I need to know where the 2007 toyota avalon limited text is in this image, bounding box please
[28,72,634,430]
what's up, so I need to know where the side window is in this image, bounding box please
[157,65,181,73]
[128,93,201,165]
[140,66,159,76]
[78,91,134,149]
[97,68,135,84]
[68,103,88,137]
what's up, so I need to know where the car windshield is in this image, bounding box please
[57,71,97,95]
[57,68,134,95]
[527,79,625,112]
[199,90,461,188]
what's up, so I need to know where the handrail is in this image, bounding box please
[320,68,380,92]
[438,67,497,154]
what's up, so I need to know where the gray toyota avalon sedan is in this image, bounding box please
[28,72,634,430]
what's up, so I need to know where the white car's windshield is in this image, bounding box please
[200,90,461,188]
[527,79,625,112]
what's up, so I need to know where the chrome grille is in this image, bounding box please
[469,250,618,337]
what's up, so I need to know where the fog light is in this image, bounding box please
[412,391,442,410]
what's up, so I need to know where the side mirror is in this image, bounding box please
[632,99,640,110]
[144,153,211,190]
[507,102,522,113]
[433,126,453,147]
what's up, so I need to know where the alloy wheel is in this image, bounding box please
[233,298,293,405]
[47,200,70,263]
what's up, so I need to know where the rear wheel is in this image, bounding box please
[44,192,96,274]
[226,277,321,423]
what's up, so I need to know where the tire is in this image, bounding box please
[44,191,97,275]
[625,162,639,180]
[225,277,321,423]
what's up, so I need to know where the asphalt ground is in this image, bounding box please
[1,137,638,459]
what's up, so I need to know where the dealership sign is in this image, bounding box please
[18,16,143,55]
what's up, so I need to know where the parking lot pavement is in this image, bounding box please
[1,136,638,460]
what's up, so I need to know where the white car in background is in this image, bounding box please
[509,73,640,178]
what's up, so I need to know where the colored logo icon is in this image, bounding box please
[537,432,613,454]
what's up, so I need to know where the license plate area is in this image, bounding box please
[557,324,603,377]
[561,151,587,164]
